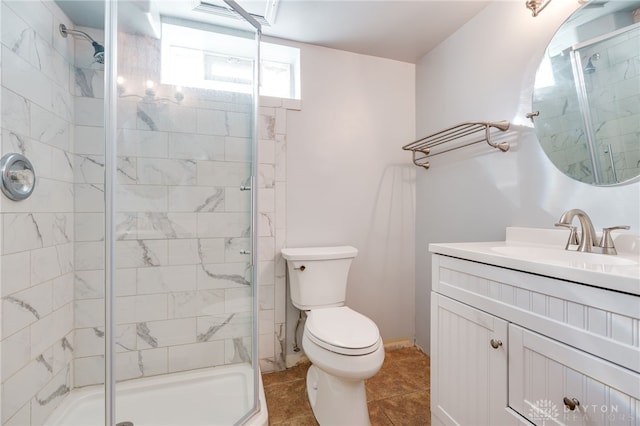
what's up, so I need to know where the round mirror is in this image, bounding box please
[532,1,640,186]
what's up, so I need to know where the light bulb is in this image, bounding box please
[145,80,155,97]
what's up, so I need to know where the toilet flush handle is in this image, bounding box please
[294,265,306,271]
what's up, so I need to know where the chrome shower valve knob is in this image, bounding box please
[0,153,36,201]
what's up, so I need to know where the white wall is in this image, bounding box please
[282,41,417,348]
[414,1,640,352]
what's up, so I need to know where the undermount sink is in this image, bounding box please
[491,246,638,266]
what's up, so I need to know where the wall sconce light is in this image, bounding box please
[116,77,184,105]
[116,76,125,95]
[526,0,553,17]
[145,79,156,97]
[174,86,184,103]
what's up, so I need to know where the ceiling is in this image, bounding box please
[55,0,491,64]
[237,0,491,63]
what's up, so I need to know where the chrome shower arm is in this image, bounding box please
[59,24,105,65]
[59,23,98,44]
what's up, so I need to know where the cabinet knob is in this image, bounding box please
[490,339,502,349]
[563,397,580,411]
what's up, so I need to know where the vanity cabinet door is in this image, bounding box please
[431,293,512,426]
[509,324,640,426]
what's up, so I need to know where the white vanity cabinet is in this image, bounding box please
[430,253,640,426]
[509,324,640,426]
[431,292,512,425]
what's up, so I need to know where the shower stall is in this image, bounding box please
[0,0,266,424]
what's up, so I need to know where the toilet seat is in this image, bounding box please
[305,306,381,356]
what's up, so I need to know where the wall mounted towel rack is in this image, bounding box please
[402,120,510,169]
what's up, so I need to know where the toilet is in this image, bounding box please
[281,246,384,426]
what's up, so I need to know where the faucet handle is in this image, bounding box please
[555,223,579,249]
[599,225,630,255]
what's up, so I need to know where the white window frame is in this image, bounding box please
[161,20,300,99]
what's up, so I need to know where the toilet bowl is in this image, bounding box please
[303,307,384,425]
[281,246,385,425]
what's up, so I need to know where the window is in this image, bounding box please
[161,21,300,99]
[259,42,299,98]
[534,54,556,89]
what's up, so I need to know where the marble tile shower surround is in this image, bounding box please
[256,96,290,373]
[1,3,290,424]
[73,30,267,388]
[1,0,76,424]
[535,26,640,183]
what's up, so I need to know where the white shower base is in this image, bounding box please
[45,364,268,426]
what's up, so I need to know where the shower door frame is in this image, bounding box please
[104,1,117,424]
[102,1,263,424]
[569,48,602,184]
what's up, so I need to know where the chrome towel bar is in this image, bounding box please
[402,120,510,169]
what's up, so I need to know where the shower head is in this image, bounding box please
[59,24,105,65]
[92,41,105,65]
[584,58,596,74]
[583,53,599,74]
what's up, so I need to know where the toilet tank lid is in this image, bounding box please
[281,246,358,260]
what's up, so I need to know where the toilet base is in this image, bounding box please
[306,364,371,426]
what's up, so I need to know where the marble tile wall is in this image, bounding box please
[256,96,294,373]
[71,29,293,386]
[534,54,594,182]
[0,1,76,424]
[70,24,106,390]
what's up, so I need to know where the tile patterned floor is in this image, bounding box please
[262,346,431,425]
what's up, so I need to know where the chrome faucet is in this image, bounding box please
[555,209,598,252]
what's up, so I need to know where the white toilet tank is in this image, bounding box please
[281,246,358,310]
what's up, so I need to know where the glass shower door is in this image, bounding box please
[108,1,260,424]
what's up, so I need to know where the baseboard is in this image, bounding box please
[383,337,414,351]
[285,351,309,368]
[413,341,429,356]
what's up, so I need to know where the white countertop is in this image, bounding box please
[429,227,640,296]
